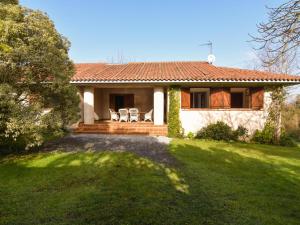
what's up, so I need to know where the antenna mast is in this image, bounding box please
[199,41,215,64]
[199,41,213,54]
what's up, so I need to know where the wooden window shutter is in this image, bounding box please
[250,87,264,109]
[210,88,221,108]
[181,88,190,109]
[244,88,250,108]
[223,88,231,108]
[210,88,231,108]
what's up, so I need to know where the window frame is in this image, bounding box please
[190,88,210,109]
[230,88,250,109]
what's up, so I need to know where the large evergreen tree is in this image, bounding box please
[0,2,79,150]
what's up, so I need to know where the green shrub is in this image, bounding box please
[167,86,182,137]
[232,125,248,141]
[196,121,247,141]
[279,134,296,147]
[251,125,297,147]
[286,129,300,141]
[186,132,195,139]
[251,128,274,145]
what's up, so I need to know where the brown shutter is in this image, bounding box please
[223,88,231,108]
[210,88,231,108]
[181,88,190,109]
[210,88,221,108]
[251,87,264,109]
[244,88,250,108]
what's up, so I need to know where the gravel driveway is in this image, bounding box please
[42,134,176,165]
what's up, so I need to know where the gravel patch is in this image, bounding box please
[41,134,176,165]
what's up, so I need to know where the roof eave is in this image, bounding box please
[70,79,300,85]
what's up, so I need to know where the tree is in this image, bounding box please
[249,1,300,144]
[0,0,18,5]
[251,0,300,66]
[0,3,79,150]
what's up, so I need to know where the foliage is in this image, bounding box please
[1,140,300,224]
[0,0,18,5]
[251,125,275,145]
[0,85,65,150]
[232,125,248,141]
[186,131,195,139]
[196,121,248,141]
[279,133,297,147]
[282,94,300,141]
[252,125,296,147]
[252,86,286,145]
[286,129,300,142]
[0,3,79,150]
[197,121,232,141]
[167,86,182,137]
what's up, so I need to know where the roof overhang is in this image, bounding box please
[70,79,300,85]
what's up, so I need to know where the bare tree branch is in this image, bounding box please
[250,0,300,65]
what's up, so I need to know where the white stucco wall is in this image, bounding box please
[180,90,272,135]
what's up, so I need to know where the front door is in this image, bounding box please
[109,94,134,111]
[115,95,124,111]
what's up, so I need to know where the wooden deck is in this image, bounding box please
[74,120,168,136]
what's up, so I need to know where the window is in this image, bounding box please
[230,88,250,108]
[190,88,209,108]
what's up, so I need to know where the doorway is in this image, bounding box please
[109,94,134,111]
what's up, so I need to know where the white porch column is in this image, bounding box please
[83,87,94,124]
[153,87,164,125]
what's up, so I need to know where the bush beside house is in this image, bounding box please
[196,121,248,142]
[194,120,295,146]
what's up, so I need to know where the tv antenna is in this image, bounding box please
[199,41,215,64]
[199,41,213,54]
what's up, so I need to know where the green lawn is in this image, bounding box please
[0,140,300,225]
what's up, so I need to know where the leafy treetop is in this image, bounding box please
[0,2,79,150]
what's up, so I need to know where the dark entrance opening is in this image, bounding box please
[115,95,125,111]
[109,94,134,111]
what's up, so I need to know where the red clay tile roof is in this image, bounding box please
[72,61,300,83]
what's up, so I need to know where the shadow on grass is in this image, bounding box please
[0,140,300,225]
[0,152,189,225]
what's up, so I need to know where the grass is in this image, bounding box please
[0,140,300,225]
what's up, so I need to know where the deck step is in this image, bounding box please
[75,122,168,136]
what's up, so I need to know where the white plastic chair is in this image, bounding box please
[109,108,119,121]
[94,112,100,121]
[144,109,153,122]
[118,108,129,122]
[129,108,139,122]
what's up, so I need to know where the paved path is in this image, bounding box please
[42,134,176,165]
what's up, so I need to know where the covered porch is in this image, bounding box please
[75,86,168,135]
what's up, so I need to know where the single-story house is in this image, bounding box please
[71,61,300,136]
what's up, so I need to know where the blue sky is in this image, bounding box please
[20,0,285,68]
